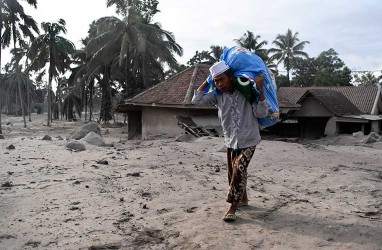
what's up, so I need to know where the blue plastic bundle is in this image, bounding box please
[205,46,279,128]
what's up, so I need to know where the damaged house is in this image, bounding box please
[115,64,297,139]
[115,64,218,139]
[278,86,382,139]
[116,63,381,140]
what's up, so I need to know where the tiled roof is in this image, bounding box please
[279,86,378,114]
[116,64,298,111]
[127,64,210,106]
[277,94,300,109]
[298,89,362,116]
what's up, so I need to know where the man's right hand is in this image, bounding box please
[197,81,209,92]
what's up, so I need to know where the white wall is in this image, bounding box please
[141,107,185,138]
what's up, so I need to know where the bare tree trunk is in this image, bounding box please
[15,88,18,115]
[17,78,27,127]
[57,83,61,120]
[89,79,94,121]
[6,94,9,114]
[47,48,54,126]
[84,81,88,122]
[0,1,3,134]
[25,55,32,122]
[47,78,52,126]
[100,66,112,123]
[27,80,31,122]
[286,57,291,86]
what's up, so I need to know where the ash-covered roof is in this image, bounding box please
[279,86,378,114]
[297,89,362,116]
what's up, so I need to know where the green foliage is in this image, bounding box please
[275,74,290,88]
[291,48,352,86]
[269,29,310,85]
[291,57,317,86]
[107,0,159,20]
[164,63,187,79]
[353,72,381,86]
[313,49,352,86]
[187,45,225,66]
[234,30,268,61]
[187,50,213,66]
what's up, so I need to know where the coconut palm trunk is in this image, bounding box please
[84,83,88,121]
[0,0,3,134]
[27,80,31,121]
[47,76,52,126]
[89,79,94,121]
[17,75,27,127]
[99,66,112,123]
[56,85,60,120]
[47,51,54,126]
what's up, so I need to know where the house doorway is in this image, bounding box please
[300,117,329,139]
[128,110,142,139]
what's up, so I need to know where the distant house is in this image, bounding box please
[115,64,297,139]
[115,64,215,139]
[278,86,382,138]
[116,64,381,139]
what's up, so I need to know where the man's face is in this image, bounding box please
[213,72,234,92]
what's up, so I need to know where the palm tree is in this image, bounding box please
[106,0,128,16]
[2,4,38,49]
[0,0,37,134]
[62,92,82,121]
[269,29,310,85]
[2,70,32,127]
[67,37,99,122]
[85,1,182,121]
[234,31,268,61]
[187,45,225,66]
[87,14,183,95]
[9,47,29,126]
[354,72,380,86]
[55,76,69,119]
[210,45,225,62]
[28,19,75,126]
[1,63,20,115]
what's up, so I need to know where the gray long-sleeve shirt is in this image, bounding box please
[192,89,268,149]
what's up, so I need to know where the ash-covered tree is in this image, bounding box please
[28,19,75,126]
[0,0,38,134]
[86,0,183,123]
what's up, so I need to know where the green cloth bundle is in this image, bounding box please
[233,77,258,104]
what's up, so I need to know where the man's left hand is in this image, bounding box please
[255,76,264,91]
[254,76,265,101]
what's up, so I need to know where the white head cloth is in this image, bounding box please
[209,61,229,78]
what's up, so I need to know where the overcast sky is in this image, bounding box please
[7,0,382,75]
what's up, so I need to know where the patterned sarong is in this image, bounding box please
[226,146,256,204]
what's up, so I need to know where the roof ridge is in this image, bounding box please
[183,64,199,104]
[298,89,362,116]
[127,66,196,103]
